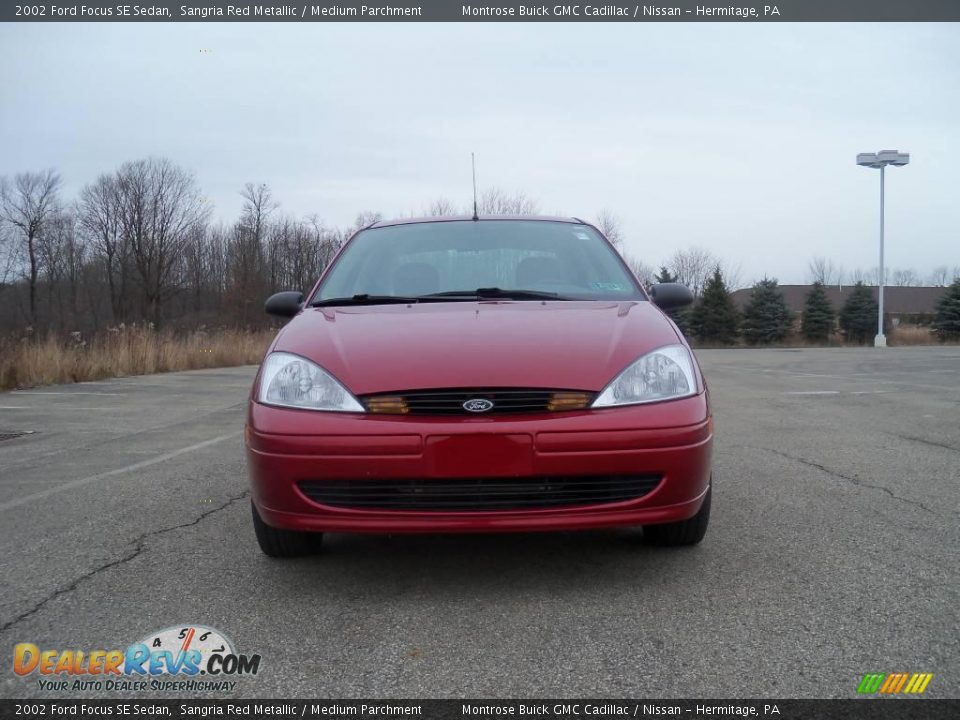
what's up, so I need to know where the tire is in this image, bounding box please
[251,501,323,558]
[643,483,711,547]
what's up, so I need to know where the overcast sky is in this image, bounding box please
[1,22,958,284]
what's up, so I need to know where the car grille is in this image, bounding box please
[360,388,595,415]
[297,475,662,511]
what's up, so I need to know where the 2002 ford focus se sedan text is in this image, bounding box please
[246,216,712,557]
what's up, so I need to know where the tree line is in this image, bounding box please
[658,267,960,345]
[1,157,957,342]
[0,160,640,333]
[0,160,357,333]
[806,256,959,288]
[0,157,727,335]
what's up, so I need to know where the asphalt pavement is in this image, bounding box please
[0,347,957,698]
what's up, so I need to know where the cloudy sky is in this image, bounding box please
[1,21,958,284]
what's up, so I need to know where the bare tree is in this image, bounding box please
[848,267,869,284]
[476,187,538,216]
[891,268,920,287]
[850,267,885,285]
[723,260,746,292]
[928,266,949,286]
[177,223,219,317]
[285,220,315,294]
[240,183,279,241]
[78,173,130,322]
[303,215,342,279]
[229,183,278,323]
[667,246,717,297]
[625,255,655,287]
[0,169,62,323]
[0,198,15,296]
[594,209,624,249]
[425,197,459,217]
[38,210,86,328]
[115,158,210,323]
[352,210,383,232]
[199,223,230,310]
[808,256,843,285]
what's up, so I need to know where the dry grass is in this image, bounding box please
[0,326,274,391]
[887,325,938,346]
[689,324,952,349]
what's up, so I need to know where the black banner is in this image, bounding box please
[4,0,960,23]
[0,700,958,720]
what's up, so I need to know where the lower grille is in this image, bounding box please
[298,475,661,511]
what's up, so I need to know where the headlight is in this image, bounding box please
[592,344,697,408]
[257,352,364,412]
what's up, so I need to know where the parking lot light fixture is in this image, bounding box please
[857,150,910,347]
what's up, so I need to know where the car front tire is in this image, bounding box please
[251,501,323,557]
[642,483,711,547]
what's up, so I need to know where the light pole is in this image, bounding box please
[856,150,909,347]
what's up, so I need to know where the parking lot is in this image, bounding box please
[0,347,957,698]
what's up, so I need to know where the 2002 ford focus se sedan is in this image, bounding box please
[246,216,712,557]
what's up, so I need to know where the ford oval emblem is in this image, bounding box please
[463,398,494,413]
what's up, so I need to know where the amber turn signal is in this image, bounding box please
[365,396,409,414]
[547,392,592,411]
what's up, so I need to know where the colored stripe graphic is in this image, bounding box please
[904,673,933,694]
[858,672,933,695]
[857,673,885,694]
[880,673,908,694]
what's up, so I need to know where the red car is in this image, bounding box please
[246,216,712,557]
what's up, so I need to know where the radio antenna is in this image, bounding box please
[471,152,479,220]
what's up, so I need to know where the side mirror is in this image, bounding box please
[649,283,693,311]
[265,291,304,318]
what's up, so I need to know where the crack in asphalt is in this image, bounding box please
[0,490,249,636]
[758,447,942,516]
[889,433,960,454]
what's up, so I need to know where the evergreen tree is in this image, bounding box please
[740,278,793,345]
[932,278,960,341]
[689,268,738,345]
[801,281,835,343]
[839,282,879,344]
[654,266,677,284]
[670,306,692,337]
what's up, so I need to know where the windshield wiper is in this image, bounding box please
[311,288,570,307]
[310,294,422,307]
[422,287,568,301]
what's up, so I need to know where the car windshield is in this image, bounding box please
[313,220,644,303]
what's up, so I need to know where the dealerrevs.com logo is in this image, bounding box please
[13,625,261,693]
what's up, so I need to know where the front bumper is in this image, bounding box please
[246,393,712,534]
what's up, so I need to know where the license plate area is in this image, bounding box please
[425,434,533,478]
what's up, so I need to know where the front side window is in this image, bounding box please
[313,220,644,302]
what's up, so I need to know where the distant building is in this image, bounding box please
[730,285,947,325]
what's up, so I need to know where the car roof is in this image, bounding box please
[368,215,587,229]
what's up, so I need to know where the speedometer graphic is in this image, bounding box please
[136,625,236,671]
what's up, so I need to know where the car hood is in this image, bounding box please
[272,301,684,395]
